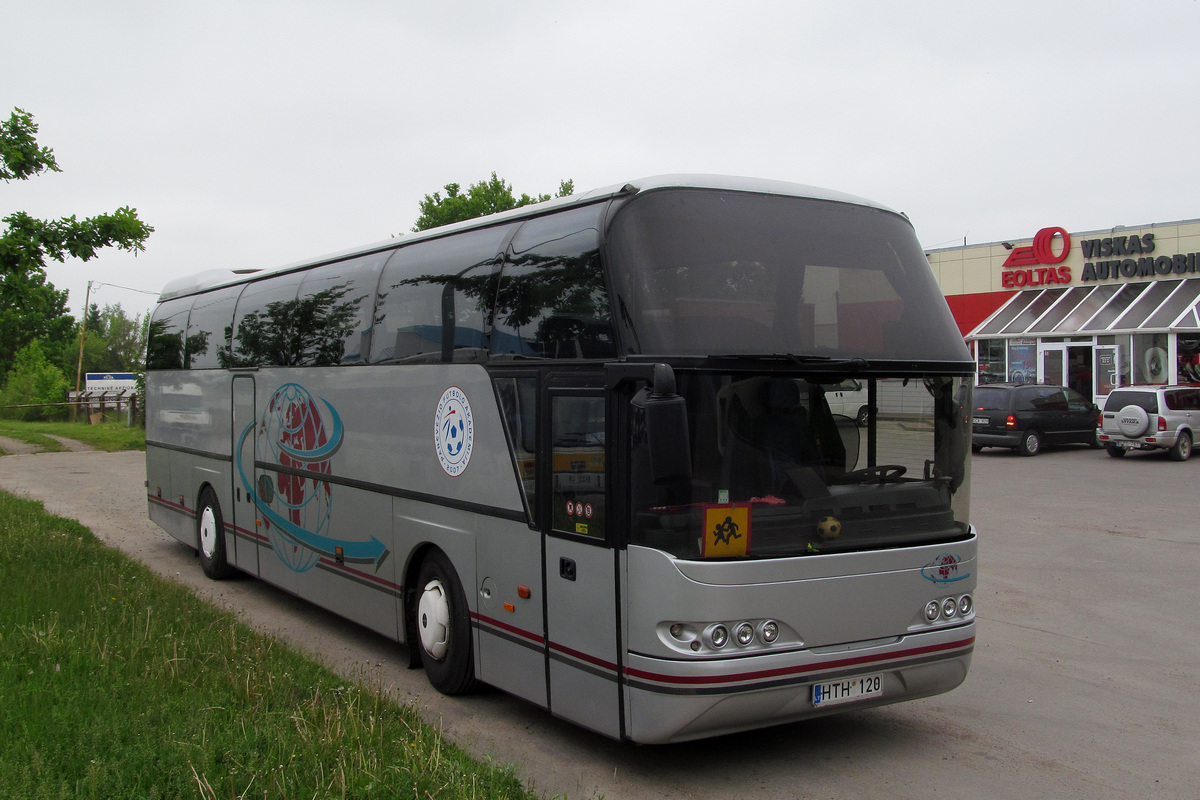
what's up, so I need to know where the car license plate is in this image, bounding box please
[812,673,883,707]
[972,417,988,425]
[1117,441,1137,449]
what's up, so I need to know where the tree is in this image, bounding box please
[412,172,573,232]
[65,302,148,376]
[0,108,153,378]
[0,340,69,421]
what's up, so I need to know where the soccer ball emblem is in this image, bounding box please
[443,414,465,456]
[435,387,473,476]
[816,515,842,541]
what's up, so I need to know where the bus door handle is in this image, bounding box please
[559,557,577,581]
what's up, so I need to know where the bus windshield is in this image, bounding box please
[607,188,968,363]
[631,372,973,559]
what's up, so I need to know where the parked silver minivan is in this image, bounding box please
[1098,385,1200,461]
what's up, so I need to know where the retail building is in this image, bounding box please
[926,218,1200,402]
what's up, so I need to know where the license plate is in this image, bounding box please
[812,673,883,707]
[1117,441,1137,449]
[972,417,988,425]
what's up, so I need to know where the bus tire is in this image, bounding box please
[414,550,478,695]
[197,487,235,580]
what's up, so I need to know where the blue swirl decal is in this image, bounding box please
[237,383,387,571]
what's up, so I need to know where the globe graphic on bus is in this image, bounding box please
[258,383,338,572]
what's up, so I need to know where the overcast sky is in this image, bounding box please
[6,0,1200,321]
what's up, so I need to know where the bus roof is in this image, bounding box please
[156,175,898,302]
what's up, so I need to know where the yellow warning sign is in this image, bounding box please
[702,504,751,557]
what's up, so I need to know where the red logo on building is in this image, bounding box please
[1003,227,1071,267]
[1002,226,1072,287]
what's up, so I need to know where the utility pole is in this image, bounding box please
[73,280,92,422]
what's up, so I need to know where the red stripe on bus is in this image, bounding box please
[624,636,975,687]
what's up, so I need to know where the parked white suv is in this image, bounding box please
[1098,386,1200,461]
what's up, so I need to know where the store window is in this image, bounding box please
[1134,332,1169,385]
[977,339,1006,384]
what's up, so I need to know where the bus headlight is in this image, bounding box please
[735,622,755,646]
[709,625,729,648]
[925,600,941,621]
[759,620,779,643]
[941,597,958,618]
[958,595,973,615]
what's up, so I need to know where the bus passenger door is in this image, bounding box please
[542,387,621,739]
[231,376,259,574]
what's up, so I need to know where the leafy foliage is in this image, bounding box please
[0,108,59,181]
[0,340,69,420]
[0,107,154,383]
[412,172,573,232]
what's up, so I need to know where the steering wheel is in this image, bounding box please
[841,464,907,484]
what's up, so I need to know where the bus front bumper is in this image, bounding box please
[622,623,974,744]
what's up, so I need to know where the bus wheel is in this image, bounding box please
[197,488,235,580]
[415,551,478,695]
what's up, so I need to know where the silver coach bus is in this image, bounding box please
[145,175,977,743]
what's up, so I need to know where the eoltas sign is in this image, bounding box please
[1002,226,1200,287]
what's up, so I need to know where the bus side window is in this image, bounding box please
[495,376,538,519]
[229,271,305,367]
[146,297,193,370]
[492,205,614,360]
[185,285,243,369]
[296,252,390,366]
[371,225,514,364]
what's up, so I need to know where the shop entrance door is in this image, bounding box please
[1039,344,1067,386]
[1040,344,1095,400]
[1094,345,1120,400]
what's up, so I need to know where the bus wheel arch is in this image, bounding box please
[196,485,235,580]
[410,547,478,695]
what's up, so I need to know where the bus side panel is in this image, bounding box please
[147,370,234,550]
[299,487,399,639]
[392,499,478,644]
[146,444,192,546]
[474,519,546,708]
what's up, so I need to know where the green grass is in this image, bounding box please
[0,490,538,800]
[0,420,145,453]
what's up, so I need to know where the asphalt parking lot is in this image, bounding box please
[0,445,1195,799]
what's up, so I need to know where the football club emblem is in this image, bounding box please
[435,386,473,476]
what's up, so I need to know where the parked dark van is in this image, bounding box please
[972,383,1099,456]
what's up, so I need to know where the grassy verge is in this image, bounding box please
[0,420,145,453]
[0,490,537,800]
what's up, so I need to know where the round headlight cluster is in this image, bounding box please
[663,618,785,653]
[924,594,973,623]
[704,619,783,650]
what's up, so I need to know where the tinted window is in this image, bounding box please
[1165,389,1200,411]
[1104,390,1158,414]
[1017,387,1066,412]
[1064,387,1093,412]
[146,297,192,370]
[974,387,1009,410]
[296,252,390,365]
[491,205,614,360]
[606,189,969,362]
[228,271,306,366]
[185,285,242,369]
[372,225,514,364]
